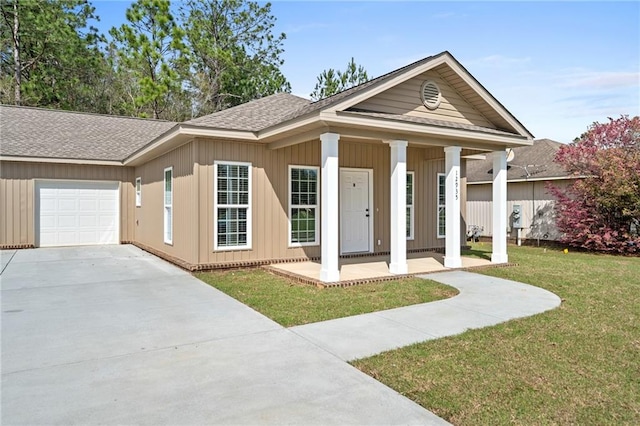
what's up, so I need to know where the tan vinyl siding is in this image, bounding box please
[353,70,496,128]
[459,160,468,243]
[466,179,571,240]
[412,154,446,250]
[0,161,134,247]
[197,138,322,264]
[191,138,457,265]
[134,142,198,264]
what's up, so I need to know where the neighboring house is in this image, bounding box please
[466,139,573,242]
[0,51,534,282]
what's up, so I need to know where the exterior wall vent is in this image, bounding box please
[420,80,441,110]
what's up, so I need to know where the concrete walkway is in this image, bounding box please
[291,271,561,361]
[1,246,446,425]
[1,246,561,425]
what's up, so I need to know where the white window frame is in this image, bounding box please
[288,165,320,247]
[135,177,142,207]
[406,171,414,240]
[437,172,446,239]
[214,161,252,251]
[163,167,173,245]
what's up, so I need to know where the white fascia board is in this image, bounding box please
[0,156,123,166]
[467,175,578,185]
[257,113,322,141]
[124,126,188,165]
[322,52,533,139]
[180,124,257,141]
[124,124,257,166]
[320,111,530,146]
[324,55,449,114]
[445,59,533,139]
[462,154,487,160]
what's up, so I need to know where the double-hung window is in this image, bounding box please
[289,166,319,246]
[135,177,142,207]
[406,171,414,240]
[163,168,172,244]
[437,173,446,238]
[215,161,251,250]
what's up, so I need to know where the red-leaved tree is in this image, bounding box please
[548,115,640,254]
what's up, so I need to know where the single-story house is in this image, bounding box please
[0,51,533,282]
[466,138,573,242]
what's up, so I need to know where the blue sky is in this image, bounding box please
[93,1,639,143]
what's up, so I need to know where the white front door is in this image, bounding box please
[340,169,371,253]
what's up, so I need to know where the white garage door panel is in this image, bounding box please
[37,181,119,247]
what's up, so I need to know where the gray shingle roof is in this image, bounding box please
[0,51,530,164]
[466,139,569,182]
[0,105,176,161]
[280,53,444,123]
[185,93,310,131]
[183,53,445,132]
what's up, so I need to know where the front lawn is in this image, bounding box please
[352,244,640,425]
[195,269,457,327]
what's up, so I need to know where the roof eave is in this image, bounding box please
[0,155,123,166]
[317,52,533,140]
[123,124,258,166]
[256,112,323,142]
[446,54,534,139]
[468,175,580,184]
[320,112,530,148]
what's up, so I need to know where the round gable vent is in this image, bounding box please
[420,80,441,110]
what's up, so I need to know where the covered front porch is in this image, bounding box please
[268,251,493,286]
[313,131,511,283]
[259,53,534,283]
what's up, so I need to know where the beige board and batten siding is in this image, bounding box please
[466,180,571,241]
[330,141,466,253]
[195,138,460,266]
[408,149,467,251]
[353,70,496,129]
[196,137,321,265]
[130,137,467,267]
[0,161,134,248]
[133,141,199,264]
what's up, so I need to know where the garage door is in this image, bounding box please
[37,181,119,247]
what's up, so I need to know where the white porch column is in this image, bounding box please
[320,132,340,282]
[444,146,462,268]
[389,140,408,275]
[492,149,509,263]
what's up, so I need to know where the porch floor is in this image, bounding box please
[269,251,493,283]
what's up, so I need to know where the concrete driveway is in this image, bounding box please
[1,245,445,425]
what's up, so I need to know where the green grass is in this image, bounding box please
[195,269,458,327]
[352,244,640,425]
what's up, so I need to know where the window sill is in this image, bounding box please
[214,246,252,252]
[288,242,320,248]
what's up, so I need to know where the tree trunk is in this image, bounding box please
[13,0,21,105]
